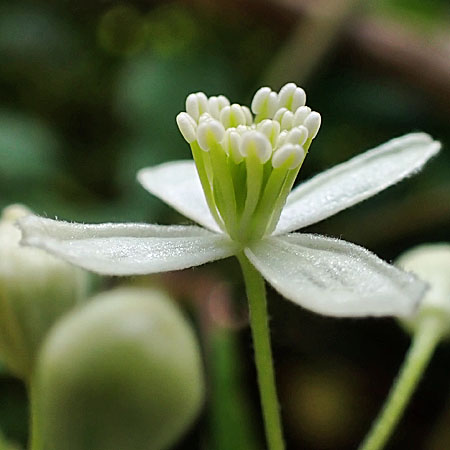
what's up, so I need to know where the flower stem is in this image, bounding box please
[358,315,444,450]
[237,253,285,450]
[28,379,43,450]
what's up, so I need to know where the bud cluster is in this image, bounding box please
[175,83,322,243]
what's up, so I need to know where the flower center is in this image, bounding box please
[176,83,321,244]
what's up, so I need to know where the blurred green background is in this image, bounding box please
[0,0,449,449]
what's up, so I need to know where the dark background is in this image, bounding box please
[0,0,449,449]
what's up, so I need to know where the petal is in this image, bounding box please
[18,216,236,276]
[137,160,221,233]
[245,233,426,317]
[274,133,441,234]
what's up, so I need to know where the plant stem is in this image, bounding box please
[237,253,285,450]
[28,379,42,450]
[358,315,444,450]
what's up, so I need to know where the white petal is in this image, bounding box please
[275,133,441,234]
[137,160,221,233]
[245,234,426,317]
[18,216,236,276]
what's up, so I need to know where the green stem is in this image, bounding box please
[28,379,42,450]
[237,253,285,450]
[358,315,444,450]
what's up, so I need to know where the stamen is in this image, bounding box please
[197,118,225,151]
[217,95,230,110]
[223,129,243,164]
[176,112,197,143]
[280,111,294,130]
[257,119,280,146]
[208,96,221,119]
[186,92,208,121]
[293,106,311,127]
[240,131,272,164]
[272,144,305,169]
[178,83,321,242]
[251,87,278,119]
[220,104,247,128]
[276,130,288,148]
[304,112,321,139]
[242,106,253,125]
[278,83,306,111]
[273,107,288,123]
[286,126,308,146]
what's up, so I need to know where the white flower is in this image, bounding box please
[18,83,441,318]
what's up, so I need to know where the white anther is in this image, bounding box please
[278,83,306,111]
[223,129,243,163]
[257,119,280,146]
[220,104,247,128]
[273,107,288,123]
[217,95,230,110]
[293,106,311,126]
[251,87,278,117]
[251,87,270,113]
[208,96,221,119]
[231,104,246,125]
[242,106,253,125]
[286,126,308,146]
[197,119,225,151]
[185,92,208,121]
[276,130,288,148]
[272,144,305,169]
[291,87,306,110]
[304,111,321,139]
[240,131,272,163]
[281,110,294,130]
[176,112,197,143]
[198,112,213,123]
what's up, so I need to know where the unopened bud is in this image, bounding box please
[397,244,450,338]
[0,205,89,380]
[36,287,205,450]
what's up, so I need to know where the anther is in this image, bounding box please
[240,131,272,163]
[286,126,308,146]
[257,119,280,146]
[304,111,321,139]
[197,119,225,151]
[293,106,311,126]
[276,130,288,148]
[217,95,230,110]
[220,104,247,128]
[176,112,197,143]
[281,111,294,130]
[251,87,278,118]
[273,107,288,123]
[208,96,221,119]
[242,106,253,125]
[272,144,305,169]
[278,83,306,111]
[186,92,208,121]
[223,129,243,163]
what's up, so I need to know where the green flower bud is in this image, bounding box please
[397,243,450,337]
[35,287,205,450]
[0,205,89,380]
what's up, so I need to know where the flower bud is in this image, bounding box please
[0,205,89,379]
[396,243,450,338]
[35,287,205,450]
